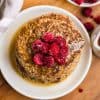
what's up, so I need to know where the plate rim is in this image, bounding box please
[67,0,100,7]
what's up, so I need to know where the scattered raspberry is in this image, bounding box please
[73,0,84,5]
[84,22,94,32]
[90,15,94,18]
[49,43,60,56]
[94,16,100,24]
[84,0,97,3]
[81,7,92,17]
[42,32,54,43]
[33,53,43,65]
[54,36,66,47]
[78,88,83,93]
[32,39,44,53]
[43,56,55,67]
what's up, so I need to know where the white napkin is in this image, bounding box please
[0,0,23,36]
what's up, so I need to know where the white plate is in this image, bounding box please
[67,0,100,7]
[0,6,92,99]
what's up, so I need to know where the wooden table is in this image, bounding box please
[0,0,100,100]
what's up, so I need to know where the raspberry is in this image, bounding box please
[73,0,84,5]
[81,7,92,17]
[49,43,60,56]
[60,46,69,57]
[54,36,66,47]
[41,43,49,54]
[42,32,54,43]
[55,55,66,65]
[43,56,55,67]
[94,16,100,24]
[84,22,94,32]
[32,39,44,53]
[32,39,49,54]
[54,46,68,65]
[84,0,97,3]
[33,53,43,65]
[32,34,69,66]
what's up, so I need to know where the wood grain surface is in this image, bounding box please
[0,0,100,100]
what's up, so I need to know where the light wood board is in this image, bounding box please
[0,0,100,100]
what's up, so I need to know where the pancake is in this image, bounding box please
[15,13,85,83]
